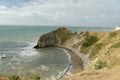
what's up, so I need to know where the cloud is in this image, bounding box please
[0,0,120,26]
[0,5,6,10]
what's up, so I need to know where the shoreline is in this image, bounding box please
[56,45,84,79]
[56,49,72,80]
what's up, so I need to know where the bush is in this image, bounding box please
[82,36,99,47]
[95,43,104,50]
[109,32,117,38]
[94,60,107,70]
[31,75,41,80]
[111,42,120,48]
[9,75,19,80]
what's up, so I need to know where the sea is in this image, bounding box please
[0,25,114,79]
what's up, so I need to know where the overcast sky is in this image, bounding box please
[0,0,120,27]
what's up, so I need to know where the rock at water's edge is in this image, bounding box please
[34,27,74,48]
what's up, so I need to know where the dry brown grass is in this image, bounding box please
[60,66,120,80]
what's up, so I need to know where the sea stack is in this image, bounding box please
[34,27,74,48]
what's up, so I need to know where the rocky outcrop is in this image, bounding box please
[34,27,74,48]
[34,27,84,75]
[34,32,60,48]
[34,27,120,80]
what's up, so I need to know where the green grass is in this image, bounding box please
[31,75,41,80]
[94,60,107,70]
[109,32,117,38]
[9,75,19,80]
[95,43,104,50]
[55,28,73,44]
[82,36,99,47]
[111,42,120,48]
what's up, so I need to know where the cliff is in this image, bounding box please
[34,27,74,48]
[34,27,84,74]
[34,27,120,80]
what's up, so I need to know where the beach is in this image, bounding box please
[0,26,114,80]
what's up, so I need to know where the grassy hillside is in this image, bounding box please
[63,29,120,69]
[60,66,120,80]
[62,29,120,80]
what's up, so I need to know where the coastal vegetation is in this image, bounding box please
[111,42,120,48]
[9,75,19,80]
[109,32,117,38]
[58,28,120,80]
[31,75,41,80]
[95,43,104,50]
[0,75,41,80]
[94,60,107,70]
[82,36,99,47]
[53,27,74,44]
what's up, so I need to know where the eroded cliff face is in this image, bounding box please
[34,27,74,48]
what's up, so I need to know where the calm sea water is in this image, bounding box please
[0,25,113,79]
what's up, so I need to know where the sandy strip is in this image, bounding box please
[56,45,84,74]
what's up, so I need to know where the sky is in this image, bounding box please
[0,0,120,27]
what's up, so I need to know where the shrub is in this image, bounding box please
[111,42,120,48]
[95,43,104,50]
[31,75,41,80]
[9,75,19,80]
[82,36,99,47]
[94,60,107,70]
[109,32,117,38]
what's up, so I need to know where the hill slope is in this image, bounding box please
[61,66,120,80]
[34,27,120,80]
[61,29,120,80]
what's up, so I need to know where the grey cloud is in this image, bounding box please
[0,0,120,26]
